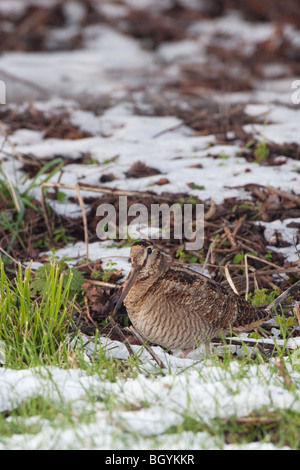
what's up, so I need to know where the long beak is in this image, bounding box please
[112,266,140,317]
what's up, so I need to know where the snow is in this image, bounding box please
[0,358,298,450]
[1,25,154,103]
[42,241,132,277]
[244,103,300,123]
[189,11,275,51]
[259,218,300,245]
[254,218,300,262]
[3,102,300,209]
[157,40,205,63]
[245,121,300,146]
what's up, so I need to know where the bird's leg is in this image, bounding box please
[125,326,167,369]
[180,341,211,358]
[179,347,194,358]
[125,326,146,345]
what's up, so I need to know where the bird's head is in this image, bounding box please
[112,240,169,315]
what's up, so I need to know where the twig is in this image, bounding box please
[204,198,216,220]
[224,415,281,425]
[39,179,180,244]
[219,265,300,281]
[40,184,53,238]
[75,183,89,262]
[222,335,296,351]
[83,294,96,326]
[275,356,294,389]
[127,326,166,369]
[224,264,239,295]
[201,241,213,273]
[232,214,246,238]
[0,245,26,269]
[153,110,207,139]
[253,271,259,290]
[87,279,122,289]
[0,226,18,259]
[223,222,237,249]
[294,303,300,327]
[0,120,28,165]
[265,280,300,313]
[107,315,135,358]
[255,326,269,340]
[225,183,300,206]
[1,162,21,213]
[260,275,278,292]
[248,267,300,276]
[244,253,249,300]
[244,253,282,270]
[235,237,261,252]
[40,181,174,202]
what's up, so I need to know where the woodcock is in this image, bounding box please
[114,240,270,351]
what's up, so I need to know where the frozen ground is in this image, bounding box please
[0,0,300,450]
[0,354,300,450]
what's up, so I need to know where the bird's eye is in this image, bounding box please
[147,247,152,255]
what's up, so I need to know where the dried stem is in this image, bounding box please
[265,280,300,313]
[107,315,135,358]
[75,183,89,262]
[127,326,166,369]
[224,265,239,295]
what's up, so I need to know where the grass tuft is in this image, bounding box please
[0,260,76,368]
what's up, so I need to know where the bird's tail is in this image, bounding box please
[230,296,270,332]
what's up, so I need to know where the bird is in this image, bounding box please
[113,240,270,352]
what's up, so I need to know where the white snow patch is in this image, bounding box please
[0,358,298,450]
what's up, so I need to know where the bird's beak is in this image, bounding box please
[112,266,140,317]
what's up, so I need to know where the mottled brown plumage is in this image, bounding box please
[114,240,270,350]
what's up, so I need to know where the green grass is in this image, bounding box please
[0,257,297,371]
[0,260,76,367]
[253,138,270,163]
[166,409,300,449]
[0,158,64,253]
[1,259,300,449]
[0,259,147,376]
[0,395,97,439]
[163,352,300,449]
